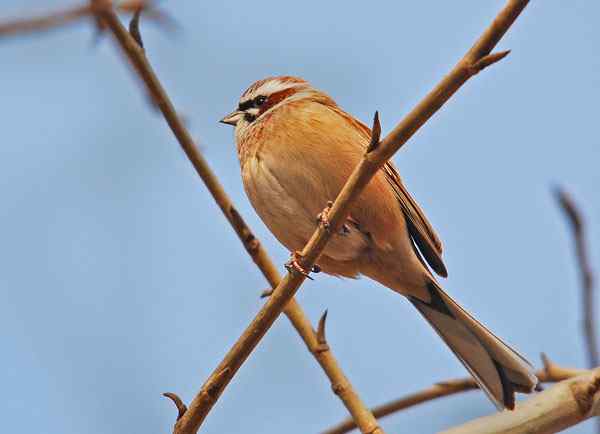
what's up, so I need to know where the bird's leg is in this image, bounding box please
[316,201,351,235]
[285,251,319,280]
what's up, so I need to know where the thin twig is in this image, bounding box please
[555,187,598,368]
[162,1,529,431]
[323,355,588,434]
[0,4,92,36]
[92,4,384,434]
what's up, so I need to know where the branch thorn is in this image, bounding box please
[260,288,274,298]
[366,111,381,153]
[469,50,511,75]
[541,352,555,376]
[315,309,330,353]
[162,392,187,421]
[129,7,144,48]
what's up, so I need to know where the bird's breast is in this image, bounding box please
[241,154,316,252]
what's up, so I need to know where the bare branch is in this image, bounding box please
[0,4,92,36]
[0,0,168,38]
[172,368,231,434]
[323,355,589,434]
[440,368,600,434]
[92,5,384,434]
[555,187,598,368]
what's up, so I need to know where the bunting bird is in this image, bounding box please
[220,76,538,409]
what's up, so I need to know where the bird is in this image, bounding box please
[220,75,538,410]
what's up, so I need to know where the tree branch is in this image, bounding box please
[555,187,598,368]
[322,355,588,434]
[0,1,159,37]
[161,0,529,431]
[440,367,600,434]
[92,4,384,434]
[0,4,92,36]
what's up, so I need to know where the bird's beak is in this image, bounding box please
[219,110,244,126]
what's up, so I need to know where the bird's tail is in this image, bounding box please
[409,281,538,410]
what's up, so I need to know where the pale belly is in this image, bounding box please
[241,156,367,262]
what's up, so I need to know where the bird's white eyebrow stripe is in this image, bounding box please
[240,78,307,104]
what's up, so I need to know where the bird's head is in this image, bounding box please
[220,76,316,133]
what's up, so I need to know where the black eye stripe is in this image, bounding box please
[238,95,268,112]
[238,100,253,111]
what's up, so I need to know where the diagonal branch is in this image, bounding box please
[555,187,598,368]
[322,355,588,434]
[166,1,530,432]
[93,4,383,434]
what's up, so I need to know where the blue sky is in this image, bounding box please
[1,1,599,433]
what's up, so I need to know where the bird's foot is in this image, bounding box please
[285,251,319,280]
[316,201,334,230]
[316,201,350,235]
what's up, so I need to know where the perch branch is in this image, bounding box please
[322,354,588,434]
[165,0,529,431]
[555,187,598,368]
[93,4,383,434]
[440,367,600,434]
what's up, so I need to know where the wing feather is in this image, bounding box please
[331,106,447,277]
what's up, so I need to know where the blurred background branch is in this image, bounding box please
[0,1,175,37]
[555,187,598,368]
[0,3,92,36]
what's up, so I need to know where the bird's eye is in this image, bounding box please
[255,95,267,106]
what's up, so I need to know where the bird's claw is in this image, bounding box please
[316,201,350,235]
[316,201,334,230]
[285,251,317,280]
[266,262,319,295]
